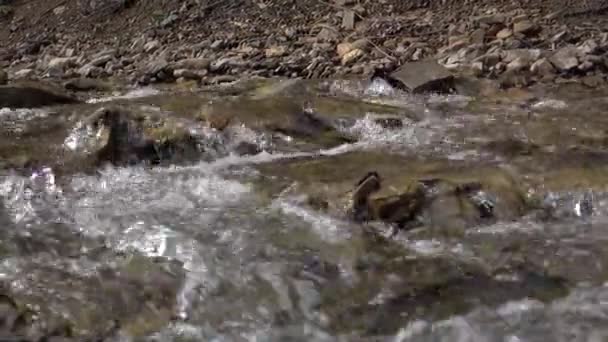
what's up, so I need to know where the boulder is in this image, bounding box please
[389,60,454,93]
[82,107,201,166]
[0,86,79,108]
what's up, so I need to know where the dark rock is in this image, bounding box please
[388,60,454,93]
[233,141,261,156]
[0,68,6,85]
[0,86,79,108]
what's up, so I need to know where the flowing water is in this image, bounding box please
[2,77,608,341]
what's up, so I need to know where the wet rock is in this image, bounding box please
[0,85,79,108]
[0,68,6,85]
[83,107,200,166]
[64,77,110,91]
[550,46,580,72]
[389,60,454,93]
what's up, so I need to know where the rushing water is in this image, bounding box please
[2,79,608,341]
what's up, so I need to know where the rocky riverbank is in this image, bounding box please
[2,0,608,88]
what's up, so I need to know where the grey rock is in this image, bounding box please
[143,40,161,53]
[550,46,580,72]
[390,60,453,93]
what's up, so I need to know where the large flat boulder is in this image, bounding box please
[389,60,454,94]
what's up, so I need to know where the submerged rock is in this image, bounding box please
[0,85,79,108]
[258,152,530,234]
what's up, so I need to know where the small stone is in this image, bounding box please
[89,54,113,67]
[506,57,529,72]
[579,39,599,55]
[47,57,77,70]
[144,40,161,53]
[337,42,354,57]
[474,52,501,68]
[550,46,579,72]
[0,69,7,85]
[502,49,542,63]
[78,64,103,78]
[578,60,594,72]
[341,48,364,65]
[513,20,539,36]
[470,29,486,44]
[342,10,355,30]
[496,28,513,39]
[317,27,338,42]
[265,46,288,58]
[53,5,66,15]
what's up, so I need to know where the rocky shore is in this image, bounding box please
[1,0,608,89]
